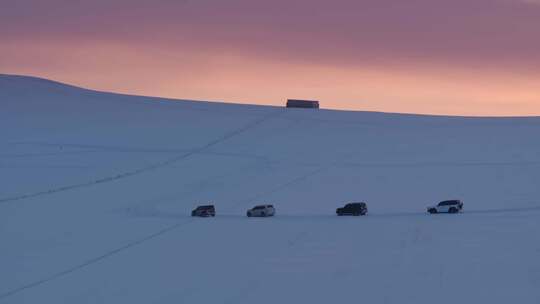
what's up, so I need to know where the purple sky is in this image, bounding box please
[2,0,539,115]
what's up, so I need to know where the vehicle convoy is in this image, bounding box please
[247,205,275,217]
[191,205,216,217]
[427,200,463,214]
[336,202,368,216]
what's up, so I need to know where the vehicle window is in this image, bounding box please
[254,206,263,210]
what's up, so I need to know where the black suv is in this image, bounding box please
[336,202,368,216]
[191,205,216,217]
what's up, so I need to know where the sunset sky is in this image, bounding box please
[1,0,539,116]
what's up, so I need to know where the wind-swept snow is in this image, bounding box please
[1,74,540,303]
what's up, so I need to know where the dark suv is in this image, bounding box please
[336,202,368,216]
[191,205,216,217]
[246,205,275,217]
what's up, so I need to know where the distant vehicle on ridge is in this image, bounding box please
[427,200,463,214]
[191,205,216,217]
[336,202,368,216]
[286,99,319,109]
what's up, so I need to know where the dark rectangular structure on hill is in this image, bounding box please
[286,99,319,109]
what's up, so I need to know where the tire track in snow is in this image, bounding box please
[338,160,540,168]
[4,142,272,162]
[0,162,326,301]
[0,219,195,301]
[0,109,285,204]
[3,157,536,300]
[0,108,288,299]
[0,149,102,159]
[226,166,328,211]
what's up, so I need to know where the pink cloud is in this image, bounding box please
[1,0,539,115]
[2,0,540,72]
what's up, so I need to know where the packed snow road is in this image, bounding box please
[1,75,540,303]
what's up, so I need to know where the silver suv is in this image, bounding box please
[427,200,463,214]
[246,205,275,217]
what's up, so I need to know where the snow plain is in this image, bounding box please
[1,74,540,303]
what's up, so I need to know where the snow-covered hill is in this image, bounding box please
[1,74,539,303]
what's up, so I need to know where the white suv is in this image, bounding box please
[427,200,463,214]
[246,205,275,217]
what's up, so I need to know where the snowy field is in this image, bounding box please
[1,74,540,303]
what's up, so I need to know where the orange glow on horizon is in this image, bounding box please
[2,40,539,117]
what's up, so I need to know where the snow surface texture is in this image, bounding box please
[1,74,540,303]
